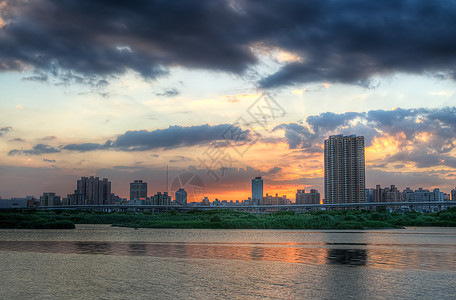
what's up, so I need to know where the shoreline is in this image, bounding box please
[1,209,456,230]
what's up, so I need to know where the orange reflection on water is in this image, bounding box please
[1,241,456,271]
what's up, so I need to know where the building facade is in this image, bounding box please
[130,180,147,201]
[39,192,61,206]
[175,188,187,205]
[262,193,290,205]
[371,185,401,203]
[296,189,321,204]
[251,176,263,205]
[72,176,112,205]
[150,192,171,205]
[324,135,365,204]
[402,187,444,202]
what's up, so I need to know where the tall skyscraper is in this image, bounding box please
[175,188,187,205]
[324,135,365,204]
[73,176,112,205]
[252,176,263,205]
[130,180,147,201]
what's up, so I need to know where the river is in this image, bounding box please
[1,225,455,299]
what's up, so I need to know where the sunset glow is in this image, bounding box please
[1,1,456,202]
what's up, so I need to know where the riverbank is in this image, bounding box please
[1,208,456,229]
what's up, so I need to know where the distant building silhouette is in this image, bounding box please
[151,192,171,205]
[175,188,187,205]
[371,185,401,203]
[39,192,61,206]
[262,193,290,205]
[130,180,147,201]
[252,176,263,205]
[296,189,320,204]
[201,196,210,206]
[324,135,365,204]
[402,187,444,202]
[71,176,112,205]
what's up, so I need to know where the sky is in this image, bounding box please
[1,0,456,201]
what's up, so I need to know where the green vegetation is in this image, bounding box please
[1,208,456,229]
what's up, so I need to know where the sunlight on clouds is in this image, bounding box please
[429,91,454,98]
[15,104,23,109]
[366,134,403,161]
[292,89,307,95]
[275,50,303,63]
[251,43,303,63]
[414,132,431,143]
[322,83,332,89]
[225,93,261,103]
[0,18,6,29]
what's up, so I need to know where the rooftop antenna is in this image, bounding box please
[166,164,169,194]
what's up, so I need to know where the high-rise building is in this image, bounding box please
[39,193,61,206]
[324,135,365,204]
[252,176,263,205]
[130,180,147,201]
[296,189,320,204]
[201,196,210,206]
[371,185,401,203]
[175,188,187,205]
[151,192,171,205]
[73,176,112,205]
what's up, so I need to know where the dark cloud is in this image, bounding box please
[307,112,363,134]
[169,156,192,163]
[266,166,282,175]
[0,127,12,137]
[7,124,252,155]
[8,144,61,156]
[2,1,456,87]
[23,73,48,82]
[273,123,319,151]
[276,106,456,167]
[43,158,56,163]
[386,150,456,169]
[9,138,25,142]
[0,0,254,82]
[257,1,456,88]
[22,144,60,155]
[40,136,57,141]
[156,88,179,97]
[62,143,107,152]
[112,124,251,151]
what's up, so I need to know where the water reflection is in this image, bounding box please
[0,239,455,272]
[250,246,265,260]
[327,249,367,266]
[128,243,147,256]
[75,242,112,254]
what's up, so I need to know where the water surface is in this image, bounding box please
[1,226,455,299]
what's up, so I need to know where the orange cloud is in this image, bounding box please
[366,133,404,161]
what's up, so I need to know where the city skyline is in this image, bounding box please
[2,1,456,200]
[3,169,456,203]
